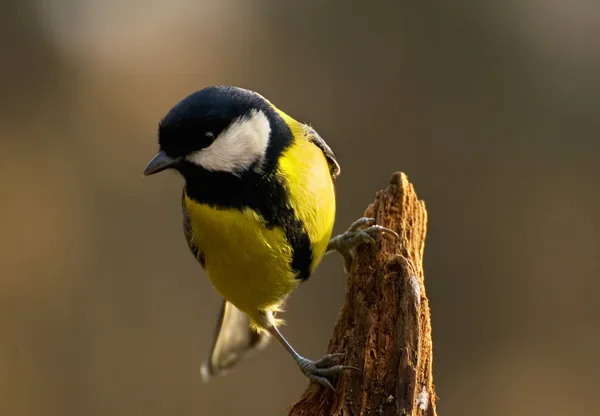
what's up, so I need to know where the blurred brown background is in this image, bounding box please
[2,0,599,415]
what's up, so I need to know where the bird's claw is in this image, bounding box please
[327,217,398,272]
[314,353,345,368]
[297,353,358,392]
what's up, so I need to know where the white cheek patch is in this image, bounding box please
[187,110,271,175]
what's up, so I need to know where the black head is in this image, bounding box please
[143,86,286,176]
[158,86,271,158]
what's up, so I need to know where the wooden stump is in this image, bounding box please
[288,172,436,416]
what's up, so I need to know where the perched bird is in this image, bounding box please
[144,86,394,390]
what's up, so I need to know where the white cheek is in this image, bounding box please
[187,110,271,175]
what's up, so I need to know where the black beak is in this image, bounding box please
[143,150,178,176]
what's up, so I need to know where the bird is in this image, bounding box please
[143,85,396,390]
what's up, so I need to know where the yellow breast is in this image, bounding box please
[184,200,298,320]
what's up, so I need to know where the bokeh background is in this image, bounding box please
[2,1,599,415]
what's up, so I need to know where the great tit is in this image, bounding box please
[144,86,394,390]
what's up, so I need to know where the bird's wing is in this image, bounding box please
[182,191,203,264]
[306,126,340,179]
[201,300,270,382]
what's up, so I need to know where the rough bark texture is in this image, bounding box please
[288,172,436,416]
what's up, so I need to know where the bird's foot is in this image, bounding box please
[296,353,358,392]
[327,217,398,272]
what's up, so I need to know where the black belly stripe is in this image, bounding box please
[183,170,313,281]
[268,197,312,281]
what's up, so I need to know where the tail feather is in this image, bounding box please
[201,300,270,381]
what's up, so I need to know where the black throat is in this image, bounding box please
[180,112,314,281]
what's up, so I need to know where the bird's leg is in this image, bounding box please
[261,312,357,391]
[327,217,398,272]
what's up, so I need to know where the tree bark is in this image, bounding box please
[288,172,436,416]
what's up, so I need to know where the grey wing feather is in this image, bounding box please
[307,127,340,179]
[182,190,204,264]
[201,300,270,382]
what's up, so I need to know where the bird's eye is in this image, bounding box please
[204,131,215,143]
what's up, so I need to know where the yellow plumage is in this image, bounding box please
[183,200,295,323]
